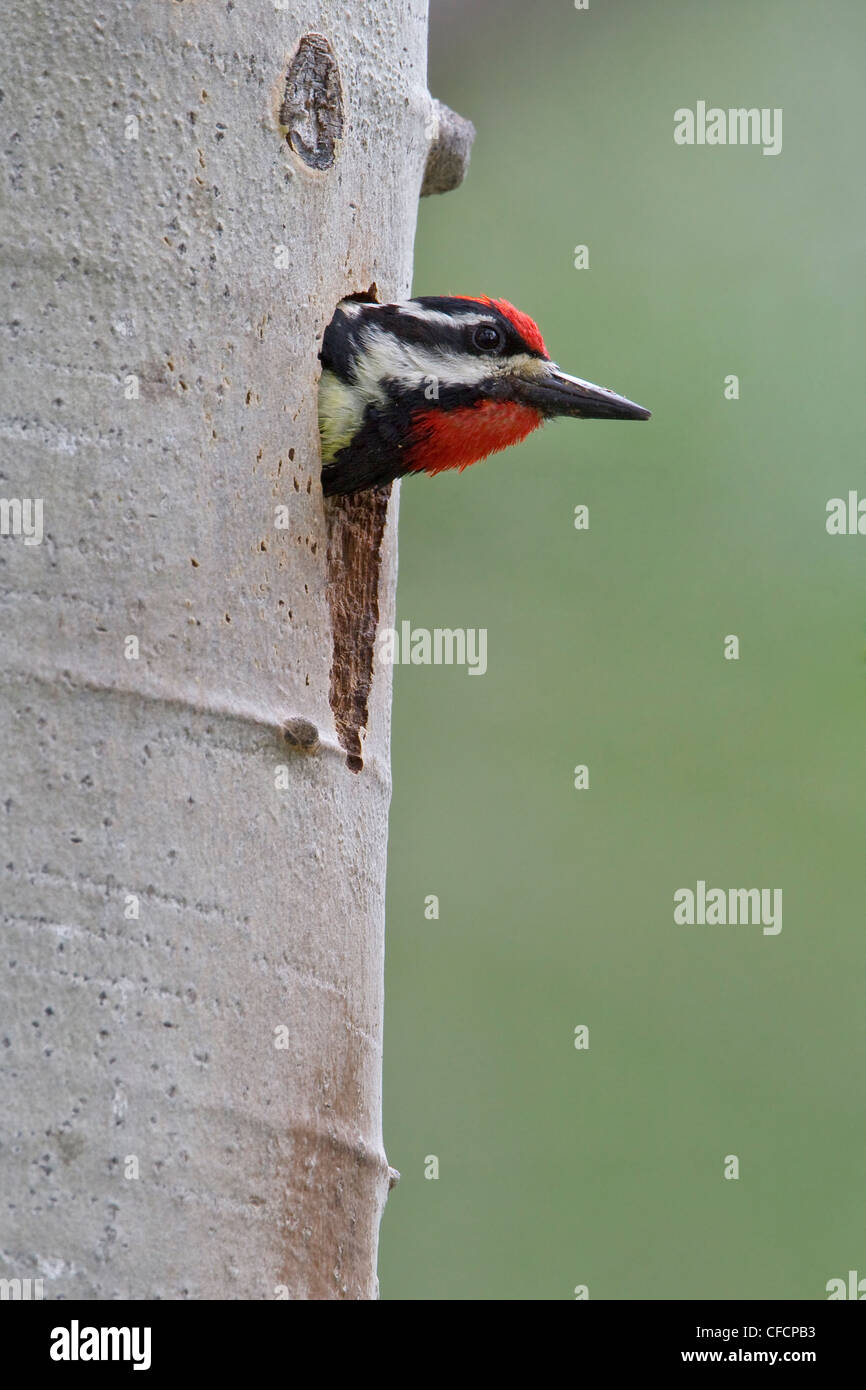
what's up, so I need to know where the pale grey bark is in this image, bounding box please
[0,0,439,1300]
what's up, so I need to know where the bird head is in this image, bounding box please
[318,295,650,496]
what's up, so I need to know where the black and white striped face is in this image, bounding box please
[318,294,651,495]
[321,295,549,399]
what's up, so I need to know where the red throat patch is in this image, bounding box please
[406,400,543,476]
[453,295,549,358]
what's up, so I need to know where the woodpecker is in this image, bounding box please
[318,295,650,496]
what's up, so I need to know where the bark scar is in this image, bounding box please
[325,488,391,773]
[279,34,344,171]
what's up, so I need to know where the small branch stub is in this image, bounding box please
[280,33,344,170]
[421,99,476,196]
[282,717,321,754]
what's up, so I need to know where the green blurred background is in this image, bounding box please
[379,0,866,1300]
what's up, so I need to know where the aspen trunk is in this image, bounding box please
[0,0,441,1300]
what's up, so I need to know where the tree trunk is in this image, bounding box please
[0,0,448,1300]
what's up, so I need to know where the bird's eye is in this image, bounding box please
[472,323,504,352]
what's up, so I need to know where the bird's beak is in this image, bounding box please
[510,362,651,421]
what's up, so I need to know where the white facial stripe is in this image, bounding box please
[391,305,493,333]
[353,325,546,396]
[338,300,495,333]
